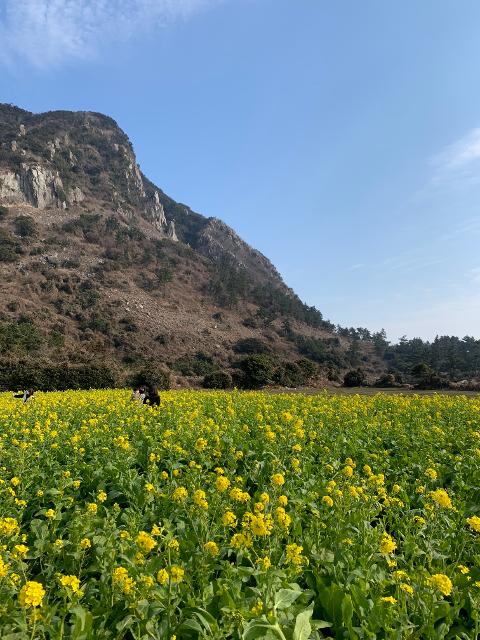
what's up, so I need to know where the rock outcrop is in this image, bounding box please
[0,164,64,209]
[0,103,292,291]
[167,220,178,242]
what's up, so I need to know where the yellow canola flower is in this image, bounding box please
[170,566,184,583]
[257,556,271,570]
[58,574,82,595]
[0,518,20,536]
[157,568,169,585]
[271,473,285,486]
[222,511,237,527]
[322,495,334,507]
[429,489,453,509]
[285,543,307,566]
[193,489,208,509]
[0,557,9,578]
[428,574,452,596]
[136,531,156,553]
[380,533,397,555]
[19,581,45,608]
[13,544,28,558]
[215,475,230,492]
[112,567,134,595]
[467,516,480,533]
[400,583,414,595]
[204,541,219,556]
[172,487,188,502]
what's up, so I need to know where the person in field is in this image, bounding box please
[144,384,160,407]
[131,387,147,403]
[14,389,35,403]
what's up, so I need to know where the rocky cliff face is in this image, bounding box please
[0,105,174,237]
[0,103,285,288]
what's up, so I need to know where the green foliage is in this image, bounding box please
[237,354,275,389]
[372,373,397,388]
[48,330,65,349]
[208,257,248,308]
[273,362,305,388]
[0,204,8,219]
[202,370,233,389]
[384,335,480,380]
[62,214,102,243]
[294,334,345,367]
[411,362,449,390]
[0,361,117,391]
[273,359,317,388]
[343,368,367,387]
[129,362,171,390]
[0,228,21,262]
[0,321,43,355]
[233,338,271,355]
[173,352,217,377]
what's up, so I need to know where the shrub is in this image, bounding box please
[0,361,117,391]
[373,373,397,388]
[202,370,232,389]
[296,358,317,381]
[0,229,20,262]
[14,215,37,238]
[273,362,305,388]
[129,362,171,390]
[237,354,275,389]
[233,338,271,355]
[0,321,43,355]
[173,352,217,377]
[343,368,367,387]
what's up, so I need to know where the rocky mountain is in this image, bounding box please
[0,103,384,388]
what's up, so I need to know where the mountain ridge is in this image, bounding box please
[0,102,388,388]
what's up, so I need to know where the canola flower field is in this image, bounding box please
[0,390,479,639]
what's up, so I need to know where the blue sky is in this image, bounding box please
[1,0,480,342]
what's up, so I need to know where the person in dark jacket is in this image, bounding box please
[144,385,160,407]
[14,389,35,403]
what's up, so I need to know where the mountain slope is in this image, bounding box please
[0,103,383,387]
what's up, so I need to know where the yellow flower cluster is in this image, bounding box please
[18,581,45,608]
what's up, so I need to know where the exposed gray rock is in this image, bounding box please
[0,164,65,208]
[10,140,17,151]
[167,220,178,242]
[67,186,85,204]
[46,141,56,159]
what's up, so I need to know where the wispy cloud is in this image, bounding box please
[467,266,480,285]
[428,127,480,191]
[0,0,224,70]
[433,128,480,172]
[345,263,364,272]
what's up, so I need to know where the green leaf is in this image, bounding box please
[243,621,284,640]
[274,588,302,610]
[312,620,332,630]
[341,594,353,625]
[293,607,313,640]
[433,601,450,623]
[69,605,93,640]
[177,619,204,634]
